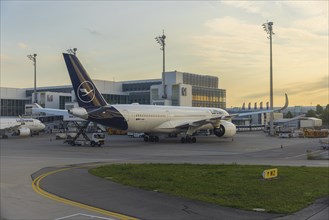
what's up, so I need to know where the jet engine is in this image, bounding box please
[68,107,88,119]
[213,121,236,138]
[16,127,31,136]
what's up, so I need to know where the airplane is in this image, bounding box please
[0,117,45,139]
[35,52,288,143]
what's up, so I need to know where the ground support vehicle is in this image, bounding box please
[65,132,105,147]
[319,138,329,150]
[63,121,105,147]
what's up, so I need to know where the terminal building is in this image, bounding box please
[0,71,226,116]
[151,71,226,108]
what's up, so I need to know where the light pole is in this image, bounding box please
[27,53,37,103]
[262,21,274,136]
[155,31,167,99]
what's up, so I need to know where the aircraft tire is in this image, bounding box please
[181,137,186,143]
[192,137,197,143]
[154,136,159,142]
[144,136,149,142]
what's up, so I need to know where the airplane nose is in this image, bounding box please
[41,124,46,130]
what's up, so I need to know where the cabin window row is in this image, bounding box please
[135,114,166,118]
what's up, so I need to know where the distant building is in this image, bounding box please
[0,87,30,116]
[274,117,322,129]
[151,71,226,108]
[1,71,226,116]
[282,106,317,116]
[228,107,283,130]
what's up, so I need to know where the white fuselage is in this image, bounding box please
[113,104,228,133]
[0,118,45,132]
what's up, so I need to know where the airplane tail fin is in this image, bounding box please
[63,53,108,108]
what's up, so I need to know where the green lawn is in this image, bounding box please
[89,164,329,214]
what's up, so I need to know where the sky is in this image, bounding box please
[1,1,328,107]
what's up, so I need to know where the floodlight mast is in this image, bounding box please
[155,30,167,99]
[262,21,275,136]
[27,53,37,103]
[67,48,77,56]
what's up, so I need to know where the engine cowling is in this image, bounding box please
[213,121,236,138]
[68,107,88,119]
[17,127,31,136]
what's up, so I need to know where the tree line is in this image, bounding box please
[284,104,329,125]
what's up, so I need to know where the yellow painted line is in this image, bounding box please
[284,150,324,159]
[32,166,138,220]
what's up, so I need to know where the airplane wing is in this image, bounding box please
[174,116,222,129]
[156,116,223,131]
[156,94,288,133]
[231,93,289,118]
[0,119,22,131]
[0,123,21,131]
[32,103,68,116]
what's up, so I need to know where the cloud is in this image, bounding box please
[292,16,328,35]
[189,15,328,106]
[85,28,104,36]
[190,16,327,71]
[189,17,269,73]
[278,1,328,17]
[277,2,328,35]
[241,76,328,100]
[0,54,11,61]
[221,1,328,32]
[17,42,28,49]
[221,1,264,15]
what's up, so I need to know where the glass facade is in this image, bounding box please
[171,85,180,106]
[183,73,218,89]
[123,81,161,92]
[123,81,162,104]
[128,91,150,104]
[102,94,128,104]
[0,99,30,116]
[59,96,72,109]
[192,87,226,109]
[151,88,159,100]
[26,87,73,97]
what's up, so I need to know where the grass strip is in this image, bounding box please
[89,164,329,214]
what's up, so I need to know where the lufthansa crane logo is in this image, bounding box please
[77,81,95,103]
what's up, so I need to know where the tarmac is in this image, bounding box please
[1,132,328,219]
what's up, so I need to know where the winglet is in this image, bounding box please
[276,93,289,112]
[34,103,43,109]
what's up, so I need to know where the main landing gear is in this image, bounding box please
[1,134,8,139]
[181,136,197,143]
[143,134,197,144]
[144,135,159,142]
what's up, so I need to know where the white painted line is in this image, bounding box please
[284,150,324,159]
[55,213,115,220]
